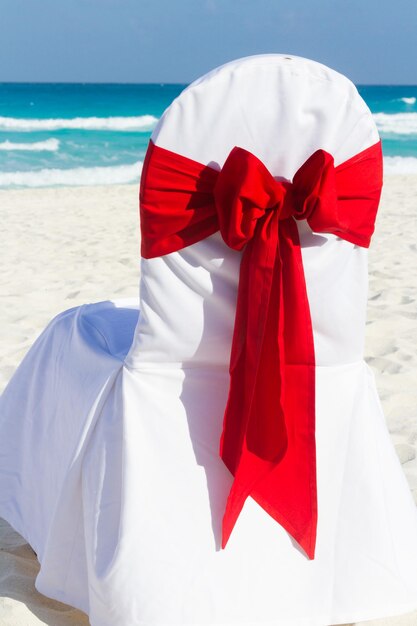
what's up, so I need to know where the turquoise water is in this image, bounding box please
[357,85,417,160]
[0,83,416,188]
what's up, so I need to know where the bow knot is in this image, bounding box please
[214,147,286,250]
[214,146,336,251]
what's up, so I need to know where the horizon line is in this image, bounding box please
[1,80,417,87]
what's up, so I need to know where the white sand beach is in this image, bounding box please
[0,177,416,626]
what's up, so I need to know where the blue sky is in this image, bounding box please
[1,0,416,84]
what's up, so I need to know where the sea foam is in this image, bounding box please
[0,161,143,188]
[399,97,416,105]
[384,156,417,175]
[0,138,59,151]
[0,115,158,132]
[373,113,417,135]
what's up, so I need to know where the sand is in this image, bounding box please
[0,178,416,625]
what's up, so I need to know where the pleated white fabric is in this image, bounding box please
[1,54,417,626]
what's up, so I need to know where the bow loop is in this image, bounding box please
[214,147,286,250]
[292,149,337,221]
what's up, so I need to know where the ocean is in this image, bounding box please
[0,83,416,188]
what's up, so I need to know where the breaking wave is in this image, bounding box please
[0,115,158,132]
[399,97,416,105]
[0,138,60,151]
[373,112,417,135]
[0,161,143,188]
[384,156,417,175]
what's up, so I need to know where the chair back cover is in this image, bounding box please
[126,54,379,370]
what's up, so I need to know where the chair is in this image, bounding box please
[1,54,417,626]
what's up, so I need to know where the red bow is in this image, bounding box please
[140,140,383,559]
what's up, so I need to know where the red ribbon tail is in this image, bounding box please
[220,447,279,550]
[221,480,247,549]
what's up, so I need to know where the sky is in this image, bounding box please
[1,0,417,84]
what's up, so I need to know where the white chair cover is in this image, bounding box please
[1,54,417,626]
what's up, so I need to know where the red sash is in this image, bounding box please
[139,139,383,559]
